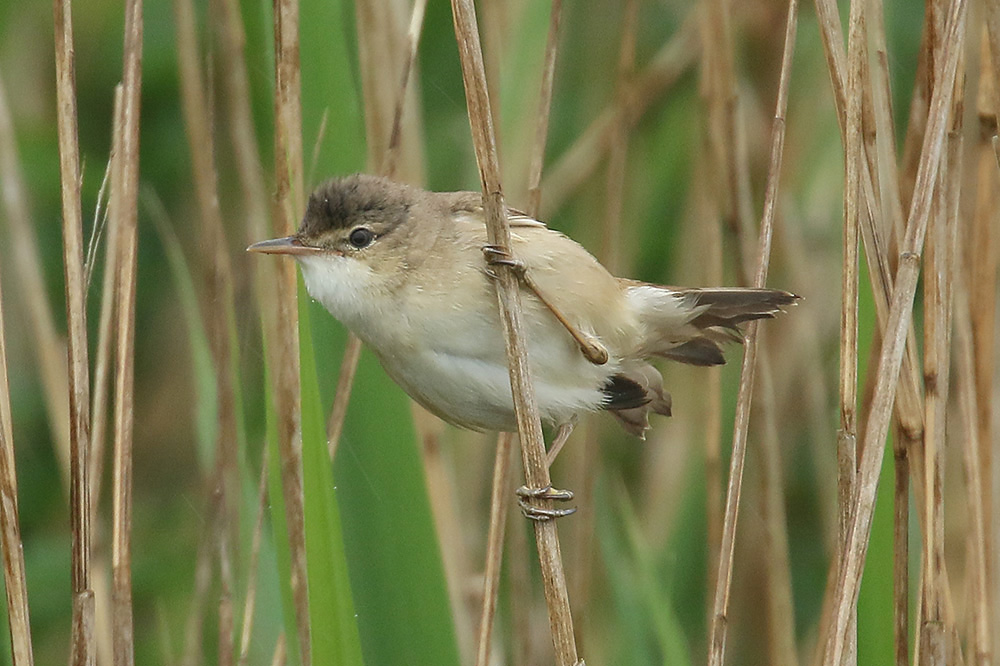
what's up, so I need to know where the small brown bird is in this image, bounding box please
[249,174,796,441]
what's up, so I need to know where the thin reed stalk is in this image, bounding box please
[542,11,700,215]
[52,0,96,658]
[0,69,72,485]
[955,282,992,665]
[174,0,242,576]
[971,15,1000,654]
[475,431,514,666]
[0,202,34,666]
[271,0,311,656]
[525,0,562,216]
[837,1,867,661]
[706,0,797,663]
[449,1,580,664]
[238,448,270,665]
[108,0,143,661]
[822,1,969,661]
[327,0,427,461]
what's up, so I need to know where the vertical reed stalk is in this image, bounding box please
[475,431,513,666]
[837,1,866,661]
[0,68,71,481]
[271,0,310,662]
[541,14,699,215]
[707,0,797,662]
[478,0,563,658]
[174,0,242,579]
[108,0,143,661]
[823,1,968,661]
[53,0,94,659]
[328,0,427,462]
[238,449,271,665]
[449,1,580,663]
[971,13,1000,652]
[955,283,992,665]
[0,181,34,666]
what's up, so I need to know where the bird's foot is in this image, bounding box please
[482,244,527,279]
[516,484,577,521]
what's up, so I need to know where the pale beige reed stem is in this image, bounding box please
[0,186,35,666]
[706,0,798,662]
[450,0,581,663]
[822,1,969,661]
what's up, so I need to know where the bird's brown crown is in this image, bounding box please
[298,174,413,242]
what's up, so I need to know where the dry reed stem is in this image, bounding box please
[706,0,797,662]
[475,431,514,666]
[174,0,242,568]
[324,335,361,461]
[270,634,287,666]
[504,4,569,644]
[108,2,144,662]
[814,0,925,450]
[110,0,143,646]
[272,0,311,662]
[863,5,914,662]
[542,12,700,215]
[0,70,72,487]
[238,447,271,665]
[180,507,216,666]
[380,0,428,180]
[449,1,580,664]
[327,0,427,461]
[972,14,1000,653]
[219,535,235,666]
[920,89,963,662]
[955,283,992,665]
[694,153,725,615]
[52,1,96,657]
[213,0,270,247]
[837,1,866,661]
[602,0,637,277]
[0,196,35,666]
[756,358,798,666]
[811,1,943,659]
[822,1,968,661]
[212,0,304,657]
[90,171,119,507]
[697,0,733,634]
[525,0,562,216]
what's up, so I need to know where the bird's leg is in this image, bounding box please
[515,485,576,521]
[482,245,609,366]
[545,421,575,468]
[515,423,577,521]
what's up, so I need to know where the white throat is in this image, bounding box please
[296,254,381,333]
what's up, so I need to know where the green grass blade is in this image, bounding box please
[297,277,364,664]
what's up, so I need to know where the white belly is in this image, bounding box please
[378,343,614,432]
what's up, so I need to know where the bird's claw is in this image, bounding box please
[482,244,526,277]
[516,485,577,521]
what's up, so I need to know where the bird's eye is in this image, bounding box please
[348,227,375,249]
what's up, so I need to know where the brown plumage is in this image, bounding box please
[249,174,798,438]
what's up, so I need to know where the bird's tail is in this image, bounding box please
[624,283,798,366]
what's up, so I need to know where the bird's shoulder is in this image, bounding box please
[436,191,549,231]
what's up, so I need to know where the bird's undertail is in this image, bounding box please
[626,283,799,366]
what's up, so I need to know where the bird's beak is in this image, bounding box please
[246,236,324,256]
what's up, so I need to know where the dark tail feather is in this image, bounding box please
[632,286,797,367]
[680,288,798,331]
